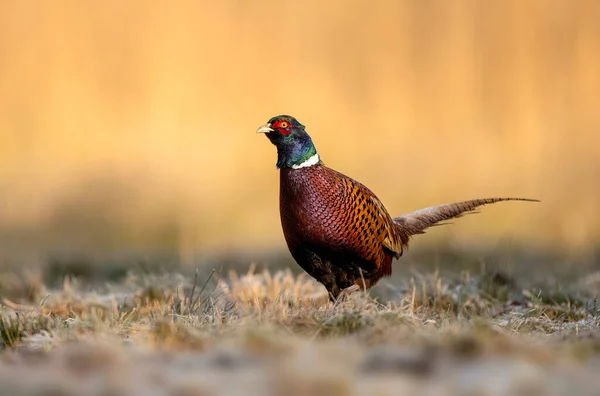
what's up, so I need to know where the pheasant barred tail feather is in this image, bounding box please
[393,197,540,245]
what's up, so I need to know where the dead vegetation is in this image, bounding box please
[1,266,599,395]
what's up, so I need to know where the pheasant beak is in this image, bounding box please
[256,123,274,134]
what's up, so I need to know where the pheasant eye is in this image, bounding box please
[279,121,288,128]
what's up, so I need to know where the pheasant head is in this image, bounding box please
[257,115,320,169]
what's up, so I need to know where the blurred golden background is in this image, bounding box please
[1,1,599,264]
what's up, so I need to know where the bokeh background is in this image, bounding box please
[1,1,599,277]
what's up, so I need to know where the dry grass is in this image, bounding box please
[1,1,599,256]
[1,2,598,394]
[1,266,599,395]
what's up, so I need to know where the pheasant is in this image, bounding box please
[257,115,538,301]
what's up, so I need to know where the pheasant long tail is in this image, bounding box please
[392,197,539,246]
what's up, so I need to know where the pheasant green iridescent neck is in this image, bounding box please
[259,115,320,169]
[276,133,318,169]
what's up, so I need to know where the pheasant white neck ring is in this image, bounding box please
[292,153,320,169]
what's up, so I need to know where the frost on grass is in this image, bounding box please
[0,267,600,396]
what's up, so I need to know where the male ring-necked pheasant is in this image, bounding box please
[257,115,538,301]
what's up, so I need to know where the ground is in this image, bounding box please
[1,261,600,396]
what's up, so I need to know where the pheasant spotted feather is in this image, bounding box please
[258,115,538,301]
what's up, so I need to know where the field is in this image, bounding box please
[1,253,600,396]
[1,1,600,255]
[1,2,600,395]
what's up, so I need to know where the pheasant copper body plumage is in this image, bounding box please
[257,115,538,301]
